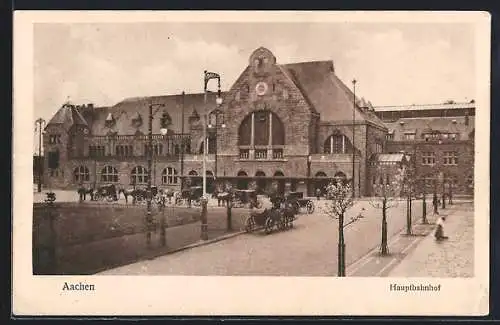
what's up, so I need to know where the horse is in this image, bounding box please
[118,188,142,204]
[77,186,94,201]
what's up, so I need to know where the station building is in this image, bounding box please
[41,47,475,197]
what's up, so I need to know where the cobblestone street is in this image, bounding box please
[99,198,430,276]
[388,203,474,277]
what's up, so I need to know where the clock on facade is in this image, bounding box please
[255,82,268,96]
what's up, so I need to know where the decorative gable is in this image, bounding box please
[160,111,172,129]
[131,112,143,128]
[249,47,276,76]
[105,112,116,128]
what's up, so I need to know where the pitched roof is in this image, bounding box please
[281,61,386,129]
[89,92,222,136]
[385,116,475,141]
[377,153,406,163]
[374,102,475,112]
[47,103,88,131]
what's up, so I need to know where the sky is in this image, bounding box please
[34,21,476,126]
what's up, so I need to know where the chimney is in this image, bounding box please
[88,103,94,110]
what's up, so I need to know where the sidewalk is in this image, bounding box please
[388,204,474,277]
[347,203,473,277]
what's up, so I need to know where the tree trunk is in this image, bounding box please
[381,198,389,255]
[338,212,346,277]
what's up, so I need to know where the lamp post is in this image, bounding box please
[35,118,46,192]
[202,70,222,241]
[208,104,225,184]
[180,91,185,191]
[159,126,169,246]
[146,101,166,249]
[352,79,357,198]
[307,155,312,196]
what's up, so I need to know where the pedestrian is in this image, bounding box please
[316,188,321,201]
[434,215,449,241]
[78,182,84,202]
[432,192,439,214]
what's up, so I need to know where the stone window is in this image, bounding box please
[422,152,436,165]
[386,132,394,141]
[282,88,289,100]
[101,166,119,183]
[402,133,416,141]
[443,151,458,165]
[375,141,383,153]
[49,134,61,144]
[199,137,216,154]
[324,134,351,154]
[89,145,105,157]
[73,166,90,182]
[131,166,148,184]
[144,144,163,156]
[116,145,133,157]
[162,167,178,185]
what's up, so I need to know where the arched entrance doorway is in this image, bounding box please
[188,170,199,187]
[274,171,285,195]
[255,170,266,194]
[237,170,249,190]
[315,171,328,196]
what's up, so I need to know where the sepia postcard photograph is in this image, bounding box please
[13,10,490,316]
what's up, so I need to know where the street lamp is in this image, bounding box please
[201,70,222,241]
[307,155,312,196]
[208,104,225,185]
[35,118,46,193]
[352,79,357,198]
[146,101,165,249]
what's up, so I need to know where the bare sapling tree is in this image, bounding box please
[402,162,417,235]
[323,180,360,277]
[369,167,405,256]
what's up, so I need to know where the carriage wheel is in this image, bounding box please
[306,201,315,214]
[245,217,255,233]
[264,217,274,234]
[94,193,101,201]
[106,196,114,202]
[193,199,201,207]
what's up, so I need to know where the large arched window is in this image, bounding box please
[324,133,353,154]
[238,110,285,159]
[162,167,178,185]
[131,166,148,184]
[101,166,118,183]
[73,166,89,182]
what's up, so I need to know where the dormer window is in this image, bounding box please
[160,111,172,129]
[131,112,142,128]
[105,112,115,128]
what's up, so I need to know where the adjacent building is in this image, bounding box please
[41,46,475,197]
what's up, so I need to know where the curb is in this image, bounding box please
[150,230,247,258]
[94,230,246,274]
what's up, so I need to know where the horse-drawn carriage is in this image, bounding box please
[245,204,296,234]
[285,191,315,214]
[93,184,119,202]
[175,186,204,206]
[232,189,263,209]
[119,186,163,205]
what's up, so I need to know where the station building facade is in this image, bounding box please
[41,47,475,197]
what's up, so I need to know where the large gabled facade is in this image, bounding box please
[43,47,430,197]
